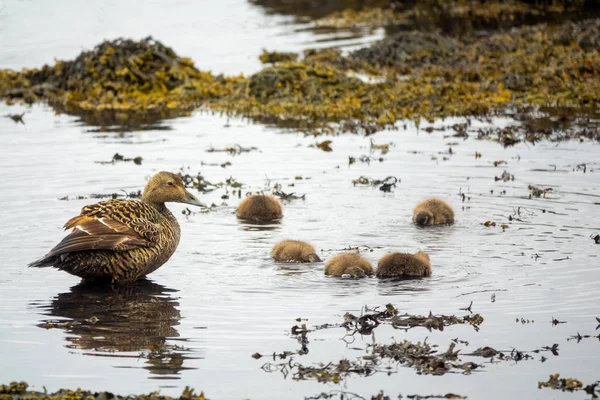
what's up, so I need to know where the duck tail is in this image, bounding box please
[28,255,55,268]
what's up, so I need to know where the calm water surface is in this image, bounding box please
[1,1,599,399]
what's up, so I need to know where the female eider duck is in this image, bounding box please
[324,253,373,278]
[29,172,202,284]
[236,194,283,222]
[271,240,321,263]
[376,252,432,278]
[413,198,454,226]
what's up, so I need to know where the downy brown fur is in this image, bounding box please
[376,251,432,278]
[236,194,283,221]
[271,240,321,262]
[413,198,454,226]
[324,253,373,278]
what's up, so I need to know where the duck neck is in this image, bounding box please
[141,196,168,214]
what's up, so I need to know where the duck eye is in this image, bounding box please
[167,181,174,186]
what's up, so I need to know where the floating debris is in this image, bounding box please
[494,170,514,182]
[272,189,306,201]
[538,374,589,394]
[591,234,599,244]
[348,155,384,166]
[5,113,24,124]
[206,144,258,156]
[95,152,143,165]
[567,332,600,343]
[369,139,392,155]
[315,140,333,152]
[352,176,399,192]
[58,190,142,201]
[528,185,553,198]
[325,304,484,335]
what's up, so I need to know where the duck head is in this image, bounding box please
[141,172,202,208]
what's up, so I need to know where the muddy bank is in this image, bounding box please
[1,3,599,136]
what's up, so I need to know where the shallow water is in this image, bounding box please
[1,1,600,399]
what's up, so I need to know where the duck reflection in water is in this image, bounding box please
[36,279,198,378]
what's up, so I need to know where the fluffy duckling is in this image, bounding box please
[324,253,373,278]
[413,198,454,226]
[271,240,321,263]
[29,172,203,284]
[376,252,432,278]
[236,194,283,222]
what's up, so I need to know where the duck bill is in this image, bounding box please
[183,190,203,207]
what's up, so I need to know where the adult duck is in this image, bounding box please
[29,172,202,284]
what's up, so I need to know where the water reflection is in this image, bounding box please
[36,279,198,379]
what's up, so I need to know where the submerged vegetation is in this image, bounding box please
[1,1,599,136]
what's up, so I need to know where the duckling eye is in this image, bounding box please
[167,181,174,186]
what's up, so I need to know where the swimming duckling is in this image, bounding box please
[271,240,321,262]
[236,194,283,222]
[324,253,373,278]
[413,198,454,226]
[376,252,432,278]
[29,172,203,284]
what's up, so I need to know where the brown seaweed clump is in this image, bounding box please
[413,198,455,226]
[0,37,236,125]
[376,251,432,278]
[0,381,207,400]
[271,240,321,262]
[325,253,373,278]
[2,11,600,136]
[236,194,283,222]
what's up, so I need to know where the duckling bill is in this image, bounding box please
[29,172,203,284]
[271,240,321,262]
[236,194,283,222]
[376,252,432,278]
[324,253,373,278]
[413,198,454,226]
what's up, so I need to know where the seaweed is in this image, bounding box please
[0,381,207,400]
[2,6,600,137]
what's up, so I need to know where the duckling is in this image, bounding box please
[324,253,373,278]
[29,172,203,284]
[236,194,283,222]
[271,240,321,262]
[376,252,432,278]
[413,198,454,226]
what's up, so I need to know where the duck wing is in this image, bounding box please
[58,214,151,252]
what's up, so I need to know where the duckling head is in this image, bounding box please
[142,171,202,208]
[306,253,322,263]
[415,210,434,226]
[346,266,366,278]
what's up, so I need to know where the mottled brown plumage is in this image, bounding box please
[29,172,202,284]
[236,194,283,221]
[376,251,432,278]
[270,240,321,262]
[324,253,373,278]
[413,198,454,226]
